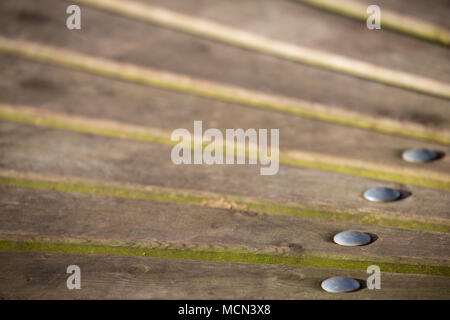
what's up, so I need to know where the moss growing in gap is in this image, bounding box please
[0,175,448,233]
[0,239,448,276]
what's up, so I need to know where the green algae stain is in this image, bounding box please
[0,239,448,276]
[0,175,449,233]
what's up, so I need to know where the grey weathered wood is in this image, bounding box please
[353,0,450,30]
[0,0,448,301]
[0,252,448,299]
[139,0,450,82]
[0,55,449,175]
[0,0,449,131]
[1,186,448,264]
[0,121,449,223]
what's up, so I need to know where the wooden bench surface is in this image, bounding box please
[0,0,449,299]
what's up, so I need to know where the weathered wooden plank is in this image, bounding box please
[1,40,449,146]
[0,252,448,299]
[0,0,449,136]
[2,103,449,190]
[294,0,450,45]
[0,57,449,192]
[0,56,449,178]
[352,0,450,30]
[0,121,448,229]
[1,167,448,234]
[133,0,450,81]
[70,0,450,99]
[0,185,448,269]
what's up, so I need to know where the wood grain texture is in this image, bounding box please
[0,0,448,300]
[0,186,448,268]
[3,39,449,145]
[294,0,450,45]
[70,0,450,98]
[134,0,450,81]
[0,252,448,299]
[0,122,448,227]
[0,56,448,178]
[352,0,450,30]
[1,102,449,191]
[0,0,449,137]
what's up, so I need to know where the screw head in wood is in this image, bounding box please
[333,230,372,246]
[321,276,360,293]
[364,187,400,202]
[402,148,438,163]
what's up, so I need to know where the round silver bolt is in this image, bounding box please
[364,187,400,202]
[333,230,372,246]
[321,276,360,293]
[402,148,438,163]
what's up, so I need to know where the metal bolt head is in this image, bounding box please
[321,276,360,293]
[402,148,438,163]
[364,187,400,202]
[333,230,372,246]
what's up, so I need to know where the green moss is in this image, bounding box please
[0,176,204,207]
[0,175,448,233]
[280,155,450,191]
[0,107,175,146]
[245,201,449,233]
[0,239,448,276]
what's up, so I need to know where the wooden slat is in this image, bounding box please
[0,252,449,299]
[0,122,448,232]
[72,0,450,97]
[1,167,448,234]
[0,42,449,147]
[0,0,449,142]
[1,56,449,179]
[113,0,450,81]
[0,185,449,270]
[295,0,450,45]
[352,0,450,30]
[1,103,449,191]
